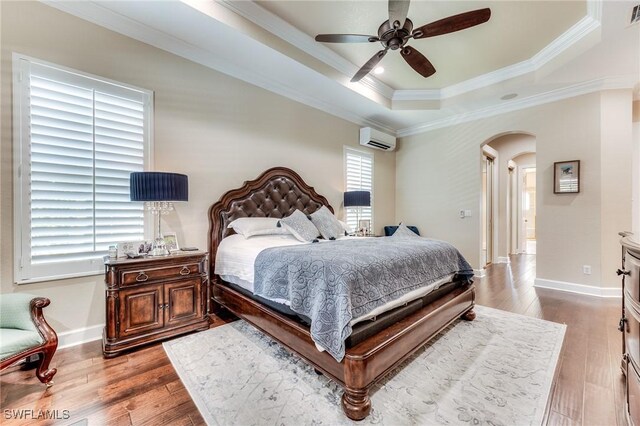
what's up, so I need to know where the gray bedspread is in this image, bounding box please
[253,238,473,362]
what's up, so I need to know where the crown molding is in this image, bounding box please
[392,89,441,101]
[530,13,600,69]
[217,0,395,100]
[42,0,396,134]
[397,75,637,137]
[442,17,600,100]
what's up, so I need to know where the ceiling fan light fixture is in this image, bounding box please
[315,1,491,82]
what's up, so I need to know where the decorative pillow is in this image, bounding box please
[310,206,345,240]
[279,210,320,242]
[227,217,290,238]
[391,223,421,239]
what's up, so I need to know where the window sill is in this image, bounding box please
[15,269,104,285]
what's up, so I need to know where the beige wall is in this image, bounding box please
[0,2,396,334]
[486,134,536,258]
[397,91,633,290]
[600,91,633,287]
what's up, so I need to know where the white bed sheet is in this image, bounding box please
[215,233,454,326]
[215,234,302,288]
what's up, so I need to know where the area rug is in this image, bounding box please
[163,306,565,425]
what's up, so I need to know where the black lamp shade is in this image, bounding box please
[130,172,188,202]
[344,191,370,207]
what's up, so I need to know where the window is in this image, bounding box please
[344,147,373,231]
[13,54,153,283]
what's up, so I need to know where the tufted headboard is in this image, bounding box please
[208,167,333,276]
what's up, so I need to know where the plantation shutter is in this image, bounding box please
[344,148,374,231]
[14,56,152,283]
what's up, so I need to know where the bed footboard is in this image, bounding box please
[212,280,475,420]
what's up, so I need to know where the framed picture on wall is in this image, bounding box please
[554,160,580,194]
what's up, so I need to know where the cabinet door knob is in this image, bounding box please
[180,266,190,276]
[158,304,164,310]
[616,269,630,276]
[136,272,149,282]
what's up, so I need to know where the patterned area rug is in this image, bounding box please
[163,306,565,425]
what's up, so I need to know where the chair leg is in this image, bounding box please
[35,347,57,386]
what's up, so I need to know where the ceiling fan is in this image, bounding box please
[315,0,491,82]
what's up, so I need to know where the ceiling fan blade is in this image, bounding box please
[413,8,491,39]
[400,46,436,78]
[351,49,388,82]
[315,34,379,43]
[388,0,411,29]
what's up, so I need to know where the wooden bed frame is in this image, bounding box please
[208,167,476,420]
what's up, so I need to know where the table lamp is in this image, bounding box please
[130,172,188,256]
[344,190,371,236]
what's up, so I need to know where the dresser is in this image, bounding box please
[103,251,210,357]
[620,234,640,426]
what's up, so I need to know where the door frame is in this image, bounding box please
[518,164,536,254]
[481,145,498,266]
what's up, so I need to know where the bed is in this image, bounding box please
[208,167,476,420]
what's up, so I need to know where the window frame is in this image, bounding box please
[13,53,154,284]
[343,146,374,231]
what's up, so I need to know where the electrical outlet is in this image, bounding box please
[583,265,592,275]
[464,210,472,217]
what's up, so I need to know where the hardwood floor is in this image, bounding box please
[1,254,625,425]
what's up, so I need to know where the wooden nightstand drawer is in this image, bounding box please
[121,262,200,286]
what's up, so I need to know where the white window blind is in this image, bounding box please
[13,55,153,283]
[344,148,373,231]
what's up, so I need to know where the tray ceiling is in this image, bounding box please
[258,1,587,90]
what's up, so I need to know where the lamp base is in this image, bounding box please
[149,236,169,256]
[149,248,169,256]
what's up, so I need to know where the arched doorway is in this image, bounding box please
[480,132,536,267]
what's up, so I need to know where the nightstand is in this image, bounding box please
[103,251,210,357]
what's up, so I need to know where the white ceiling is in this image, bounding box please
[258,1,587,90]
[44,0,640,137]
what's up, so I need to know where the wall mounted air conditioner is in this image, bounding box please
[359,127,396,151]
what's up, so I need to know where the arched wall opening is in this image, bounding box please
[479,133,536,267]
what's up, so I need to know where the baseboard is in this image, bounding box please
[534,278,621,298]
[57,324,104,349]
[473,268,486,278]
[496,257,511,264]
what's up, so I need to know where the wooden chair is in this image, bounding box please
[0,294,58,386]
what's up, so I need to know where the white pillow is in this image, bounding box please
[310,206,346,240]
[391,222,421,239]
[279,210,320,242]
[227,217,290,238]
